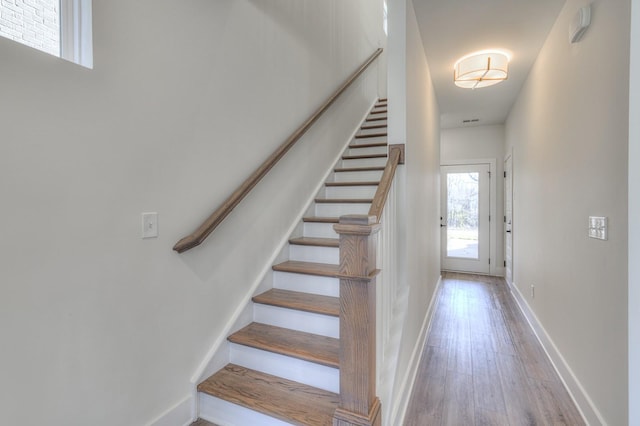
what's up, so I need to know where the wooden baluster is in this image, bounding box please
[333,215,382,426]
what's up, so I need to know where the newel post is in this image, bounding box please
[333,214,382,426]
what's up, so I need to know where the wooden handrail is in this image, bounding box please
[173,48,383,253]
[368,144,405,222]
[332,146,404,425]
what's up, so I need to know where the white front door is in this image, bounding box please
[504,155,513,285]
[441,164,491,274]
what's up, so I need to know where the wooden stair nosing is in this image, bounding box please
[324,181,379,187]
[289,236,339,247]
[302,216,340,223]
[355,132,388,139]
[253,288,340,316]
[379,97,387,102]
[198,364,339,426]
[315,198,373,204]
[360,123,387,130]
[365,116,387,122]
[334,166,386,172]
[370,109,387,115]
[273,260,340,278]
[349,142,388,149]
[228,322,339,368]
[342,153,387,160]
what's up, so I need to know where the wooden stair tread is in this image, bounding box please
[342,153,387,160]
[325,181,379,187]
[349,142,388,149]
[370,109,387,114]
[198,364,339,426]
[302,216,340,223]
[360,123,387,130]
[315,198,373,203]
[253,289,339,316]
[365,116,387,122]
[289,236,339,247]
[355,132,387,139]
[228,322,339,368]
[334,166,385,172]
[273,260,340,277]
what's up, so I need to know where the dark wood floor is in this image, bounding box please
[404,272,585,426]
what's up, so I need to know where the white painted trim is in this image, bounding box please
[146,393,193,426]
[390,275,443,425]
[59,0,93,68]
[188,98,378,418]
[440,158,498,275]
[504,148,513,287]
[509,281,605,426]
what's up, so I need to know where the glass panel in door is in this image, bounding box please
[441,164,490,274]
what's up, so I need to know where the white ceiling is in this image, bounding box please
[412,0,566,129]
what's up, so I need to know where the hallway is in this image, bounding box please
[405,273,584,425]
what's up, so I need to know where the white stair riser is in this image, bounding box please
[351,135,388,145]
[325,185,378,199]
[333,170,384,182]
[199,393,292,426]
[289,244,339,264]
[347,145,387,156]
[273,271,339,297]
[229,344,340,393]
[303,222,339,239]
[362,119,387,128]
[253,304,339,338]
[341,156,388,168]
[368,113,387,119]
[315,202,370,217]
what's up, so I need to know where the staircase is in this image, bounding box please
[197,99,388,426]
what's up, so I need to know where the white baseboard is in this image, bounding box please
[509,281,606,426]
[390,274,443,425]
[146,393,193,426]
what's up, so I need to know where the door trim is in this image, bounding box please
[504,151,514,286]
[441,159,497,275]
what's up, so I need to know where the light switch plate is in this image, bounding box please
[142,212,158,238]
[588,216,607,240]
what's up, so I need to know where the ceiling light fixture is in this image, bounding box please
[454,51,510,89]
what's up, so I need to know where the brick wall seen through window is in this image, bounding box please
[0,0,60,56]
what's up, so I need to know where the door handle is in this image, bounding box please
[440,224,447,227]
[506,230,512,233]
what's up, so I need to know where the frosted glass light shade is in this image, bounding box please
[454,52,509,89]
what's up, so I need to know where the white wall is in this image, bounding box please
[629,0,640,423]
[441,125,506,276]
[505,0,629,424]
[386,0,406,146]
[0,1,383,424]
[402,0,441,370]
[387,0,441,421]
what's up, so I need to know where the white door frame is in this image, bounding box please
[441,159,497,275]
[504,152,513,286]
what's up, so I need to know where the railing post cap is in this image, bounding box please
[339,214,377,225]
[334,215,381,236]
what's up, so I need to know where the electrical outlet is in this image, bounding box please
[531,284,535,299]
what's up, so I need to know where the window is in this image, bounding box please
[0,0,92,68]
[383,0,388,36]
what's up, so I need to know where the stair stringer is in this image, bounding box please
[188,99,378,422]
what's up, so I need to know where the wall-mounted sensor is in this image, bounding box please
[570,5,591,43]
